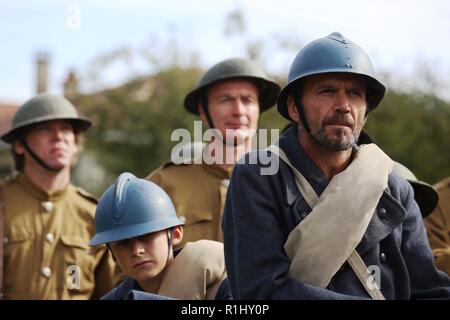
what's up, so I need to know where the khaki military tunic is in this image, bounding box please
[424,176,450,276]
[1,174,118,299]
[147,162,232,247]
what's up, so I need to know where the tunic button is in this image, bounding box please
[42,267,52,278]
[3,237,8,244]
[380,252,387,263]
[41,201,54,213]
[46,233,54,243]
[179,215,186,223]
[378,208,388,220]
[221,179,230,188]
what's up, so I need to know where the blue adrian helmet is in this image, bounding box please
[277,32,386,120]
[90,172,184,246]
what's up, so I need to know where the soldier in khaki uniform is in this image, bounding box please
[0,93,118,299]
[147,58,280,246]
[425,176,450,275]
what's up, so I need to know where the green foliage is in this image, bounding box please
[72,68,450,195]
[72,67,201,194]
[365,91,450,184]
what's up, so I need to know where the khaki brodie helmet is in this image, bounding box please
[1,93,91,143]
[392,162,439,218]
[184,57,281,115]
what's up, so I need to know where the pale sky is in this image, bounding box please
[1,0,450,104]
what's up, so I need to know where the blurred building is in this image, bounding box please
[0,103,18,178]
[0,52,50,179]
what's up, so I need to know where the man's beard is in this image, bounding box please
[307,113,362,151]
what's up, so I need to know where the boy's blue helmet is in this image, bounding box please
[277,32,386,120]
[90,172,184,246]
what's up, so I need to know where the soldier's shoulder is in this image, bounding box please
[71,185,98,205]
[156,160,187,171]
[147,160,201,181]
[0,174,19,190]
[434,176,450,192]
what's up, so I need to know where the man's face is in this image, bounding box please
[299,73,367,151]
[15,120,78,171]
[199,79,260,145]
[109,230,170,283]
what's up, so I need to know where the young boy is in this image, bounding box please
[89,172,230,300]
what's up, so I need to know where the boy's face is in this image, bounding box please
[109,228,181,285]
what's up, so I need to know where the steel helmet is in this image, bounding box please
[392,162,439,218]
[277,32,386,120]
[90,172,184,246]
[1,93,91,143]
[184,57,280,115]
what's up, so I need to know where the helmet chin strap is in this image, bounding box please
[20,138,60,172]
[203,105,215,131]
[203,102,233,147]
[166,228,174,261]
[292,93,315,142]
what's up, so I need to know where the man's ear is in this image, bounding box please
[171,226,184,246]
[287,95,300,123]
[13,140,25,155]
[198,104,210,129]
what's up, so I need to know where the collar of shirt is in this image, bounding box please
[17,173,69,202]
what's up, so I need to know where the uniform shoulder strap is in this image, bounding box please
[75,186,98,205]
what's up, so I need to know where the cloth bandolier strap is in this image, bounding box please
[268,144,391,300]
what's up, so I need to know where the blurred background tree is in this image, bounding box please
[71,67,202,194]
[365,90,450,184]
[58,8,450,195]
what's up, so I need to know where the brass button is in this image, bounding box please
[41,201,54,213]
[42,267,52,278]
[46,233,54,243]
[221,179,230,188]
[3,237,8,244]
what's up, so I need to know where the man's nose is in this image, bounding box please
[334,91,351,112]
[232,99,246,115]
[52,128,64,140]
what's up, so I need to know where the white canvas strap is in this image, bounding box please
[268,144,388,300]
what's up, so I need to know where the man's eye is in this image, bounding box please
[36,125,50,131]
[349,90,363,97]
[243,97,256,104]
[319,89,333,94]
